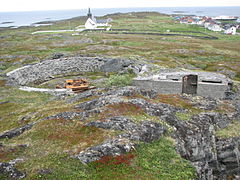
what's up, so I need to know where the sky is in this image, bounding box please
[0,0,240,12]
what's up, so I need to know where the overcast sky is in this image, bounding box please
[1,0,240,12]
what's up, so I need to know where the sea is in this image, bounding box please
[0,6,240,28]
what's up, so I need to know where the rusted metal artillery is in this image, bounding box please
[57,79,95,93]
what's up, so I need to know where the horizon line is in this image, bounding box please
[1,5,240,13]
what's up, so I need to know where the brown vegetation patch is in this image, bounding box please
[154,94,194,109]
[216,101,236,113]
[31,118,109,152]
[94,153,135,168]
[0,80,6,86]
[0,144,26,162]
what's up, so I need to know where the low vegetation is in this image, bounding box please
[105,73,134,87]
[175,112,192,121]
[18,137,196,179]
[215,121,240,138]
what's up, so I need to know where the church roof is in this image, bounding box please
[96,19,108,24]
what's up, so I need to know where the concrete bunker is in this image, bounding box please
[182,74,198,94]
[133,71,232,99]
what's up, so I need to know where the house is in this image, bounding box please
[207,24,222,32]
[224,26,237,35]
[133,71,232,99]
[84,8,112,30]
[175,15,238,35]
[196,20,205,26]
[204,22,211,28]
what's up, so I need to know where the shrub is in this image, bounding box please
[105,74,133,87]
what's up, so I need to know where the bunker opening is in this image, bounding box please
[201,80,222,84]
[182,75,198,94]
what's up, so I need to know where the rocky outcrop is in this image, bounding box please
[75,116,166,163]
[0,122,36,140]
[75,95,127,110]
[0,160,25,179]
[86,116,139,131]
[67,88,105,104]
[215,137,240,179]
[4,85,237,179]
[74,138,134,164]
[172,112,240,180]
[69,87,240,179]
[6,56,141,86]
[86,116,167,143]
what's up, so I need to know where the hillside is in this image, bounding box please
[0,12,240,179]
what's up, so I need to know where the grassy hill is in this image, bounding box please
[0,12,239,179]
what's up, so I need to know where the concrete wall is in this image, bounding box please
[133,80,153,91]
[133,80,182,94]
[152,81,182,94]
[133,79,228,99]
[197,83,228,99]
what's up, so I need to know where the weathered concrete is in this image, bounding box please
[133,71,232,99]
[134,80,182,94]
[197,82,229,99]
[19,86,73,96]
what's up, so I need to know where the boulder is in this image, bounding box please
[52,52,65,59]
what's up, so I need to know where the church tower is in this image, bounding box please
[87,8,92,19]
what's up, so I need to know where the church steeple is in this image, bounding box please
[87,8,92,19]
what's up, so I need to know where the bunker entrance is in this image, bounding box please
[182,75,198,94]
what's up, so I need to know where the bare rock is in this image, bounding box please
[0,123,35,139]
[74,138,134,164]
[0,161,25,179]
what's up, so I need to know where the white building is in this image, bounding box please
[197,20,205,26]
[84,8,111,30]
[224,26,237,35]
[207,24,223,32]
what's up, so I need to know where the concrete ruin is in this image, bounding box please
[133,71,233,99]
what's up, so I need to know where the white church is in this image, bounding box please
[83,8,112,30]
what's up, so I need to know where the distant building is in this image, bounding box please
[204,22,211,28]
[175,15,238,35]
[224,26,237,35]
[196,20,205,26]
[84,8,112,30]
[207,24,222,32]
[213,15,238,21]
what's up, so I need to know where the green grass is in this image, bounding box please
[215,121,240,138]
[23,137,196,180]
[176,112,192,121]
[0,87,72,132]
